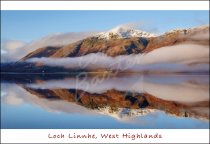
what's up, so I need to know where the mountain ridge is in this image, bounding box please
[20,25,209,60]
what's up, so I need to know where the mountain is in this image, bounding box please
[1,25,209,73]
[20,25,209,60]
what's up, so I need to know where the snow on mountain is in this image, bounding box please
[94,106,156,121]
[94,26,156,39]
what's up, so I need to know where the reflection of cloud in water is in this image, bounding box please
[2,84,97,115]
[1,91,7,97]
[26,74,209,103]
[4,95,23,105]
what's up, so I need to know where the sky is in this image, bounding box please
[1,10,209,42]
[1,10,209,61]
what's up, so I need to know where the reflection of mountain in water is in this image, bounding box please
[22,87,209,121]
[1,73,209,121]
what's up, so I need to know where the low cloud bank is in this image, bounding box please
[1,32,97,62]
[27,42,209,72]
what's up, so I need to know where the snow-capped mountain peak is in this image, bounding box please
[94,106,156,121]
[95,26,156,39]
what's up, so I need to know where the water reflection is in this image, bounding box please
[1,73,209,129]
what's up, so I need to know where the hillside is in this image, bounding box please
[20,25,209,60]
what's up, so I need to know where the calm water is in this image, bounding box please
[1,73,209,129]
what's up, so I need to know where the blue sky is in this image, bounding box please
[1,10,209,42]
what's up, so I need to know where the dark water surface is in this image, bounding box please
[1,73,209,129]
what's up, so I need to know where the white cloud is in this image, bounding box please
[1,32,97,62]
[3,40,26,51]
[1,40,27,62]
[110,21,144,31]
